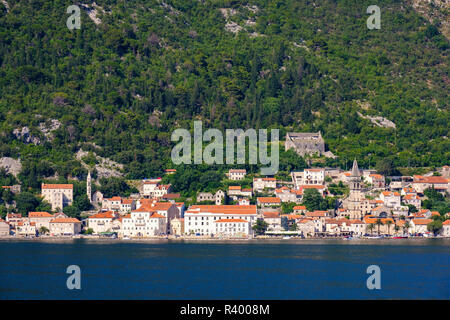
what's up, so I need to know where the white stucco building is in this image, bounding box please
[214,219,250,237]
[41,184,73,211]
[184,205,257,236]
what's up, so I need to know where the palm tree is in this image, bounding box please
[385,220,393,236]
[39,226,49,235]
[375,219,383,235]
[366,223,375,235]
[394,225,400,236]
[403,221,410,236]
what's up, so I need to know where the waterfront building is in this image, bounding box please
[87,211,118,234]
[28,212,54,231]
[184,205,257,236]
[41,183,73,211]
[122,202,179,237]
[16,219,36,237]
[170,218,184,236]
[6,213,22,229]
[50,218,81,236]
[263,211,282,231]
[214,219,250,237]
[442,220,450,237]
[122,211,166,237]
[0,219,10,236]
[410,219,433,234]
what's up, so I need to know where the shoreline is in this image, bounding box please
[1,235,449,243]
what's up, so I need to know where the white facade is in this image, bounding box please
[184,205,257,236]
[0,220,10,236]
[122,211,166,238]
[253,178,276,192]
[228,169,246,180]
[87,211,117,234]
[41,184,73,211]
[49,218,81,236]
[214,219,250,237]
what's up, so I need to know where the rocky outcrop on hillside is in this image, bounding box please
[76,149,123,179]
[411,0,450,40]
[0,157,22,177]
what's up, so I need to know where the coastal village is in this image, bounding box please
[0,133,449,240]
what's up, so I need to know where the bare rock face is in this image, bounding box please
[411,0,450,40]
[12,127,41,145]
[0,157,22,177]
[38,119,62,141]
[76,149,123,179]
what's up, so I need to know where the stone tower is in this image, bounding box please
[87,170,92,203]
[347,159,363,219]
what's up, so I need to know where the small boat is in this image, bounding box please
[392,236,408,239]
[343,236,354,240]
[282,236,291,239]
[366,235,383,239]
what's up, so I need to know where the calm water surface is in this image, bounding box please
[0,239,449,299]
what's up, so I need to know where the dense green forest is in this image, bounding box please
[0,0,448,190]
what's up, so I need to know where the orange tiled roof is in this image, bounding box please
[229,186,241,190]
[28,212,53,218]
[229,169,246,173]
[293,205,306,210]
[50,218,80,224]
[257,197,281,203]
[414,176,448,184]
[88,211,115,219]
[413,219,433,225]
[215,218,248,223]
[150,213,165,219]
[42,184,73,189]
[188,205,257,215]
[263,212,280,218]
[305,211,327,217]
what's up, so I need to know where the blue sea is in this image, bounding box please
[0,238,449,299]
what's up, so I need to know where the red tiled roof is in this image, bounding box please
[88,211,115,219]
[257,197,281,203]
[50,218,80,224]
[28,212,53,218]
[188,205,257,215]
[42,184,73,189]
[215,218,248,223]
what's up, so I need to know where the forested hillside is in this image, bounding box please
[0,0,448,186]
